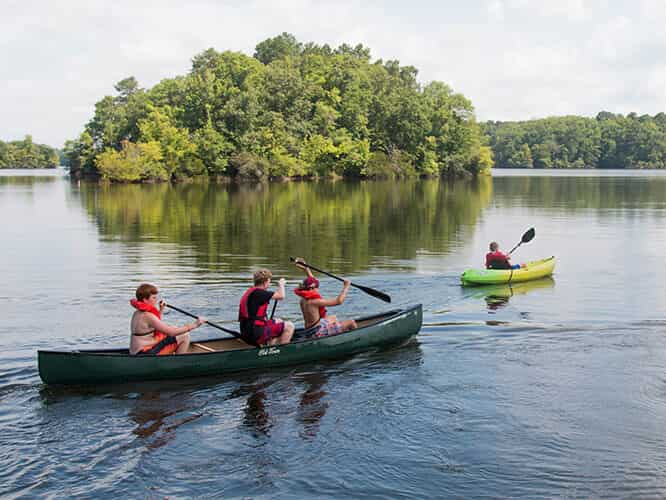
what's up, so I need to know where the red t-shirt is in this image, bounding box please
[486,250,510,269]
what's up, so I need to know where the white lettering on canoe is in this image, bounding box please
[258,347,281,357]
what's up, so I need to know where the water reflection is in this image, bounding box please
[129,391,203,450]
[296,371,329,440]
[73,178,492,273]
[463,278,556,312]
[230,381,273,437]
[493,175,666,210]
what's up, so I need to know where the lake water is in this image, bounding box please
[3,169,666,497]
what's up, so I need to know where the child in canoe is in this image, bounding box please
[293,258,357,337]
[238,269,295,346]
[130,283,207,355]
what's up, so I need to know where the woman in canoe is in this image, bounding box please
[293,258,357,337]
[486,241,524,270]
[130,283,207,355]
[238,269,295,347]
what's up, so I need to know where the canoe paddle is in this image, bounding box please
[290,257,391,303]
[165,303,243,339]
[508,227,535,255]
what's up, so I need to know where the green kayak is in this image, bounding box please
[461,256,556,286]
[38,305,423,385]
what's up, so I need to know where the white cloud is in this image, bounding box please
[1,1,665,145]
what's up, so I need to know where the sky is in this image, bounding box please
[3,0,666,147]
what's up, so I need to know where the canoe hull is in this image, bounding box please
[38,305,423,385]
[461,257,556,285]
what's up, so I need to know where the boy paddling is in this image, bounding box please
[485,241,524,270]
[293,258,357,337]
[238,269,295,346]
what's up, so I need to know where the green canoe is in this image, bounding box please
[461,256,556,286]
[38,305,423,385]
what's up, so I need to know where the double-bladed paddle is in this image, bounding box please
[508,227,536,255]
[290,257,391,303]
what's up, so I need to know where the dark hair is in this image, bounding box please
[136,283,158,301]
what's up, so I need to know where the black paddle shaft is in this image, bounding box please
[166,304,242,339]
[508,227,536,255]
[290,257,391,303]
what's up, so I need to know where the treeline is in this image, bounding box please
[64,33,492,182]
[0,135,59,169]
[485,112,666,169]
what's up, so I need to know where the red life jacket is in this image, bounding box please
[238,287,269,327]
[130,299,168,344]
[294,288,327,319]
[486,250,511,270]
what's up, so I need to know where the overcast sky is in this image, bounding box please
[3,0,666,147]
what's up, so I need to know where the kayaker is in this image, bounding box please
[238,269,295,346]
[293,258,357,337]
[130,283,206,355]
[485,241,522,270]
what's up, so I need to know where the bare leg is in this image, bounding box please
[176,333,191,354]
[339,319,357,332]
[271,320,294,345]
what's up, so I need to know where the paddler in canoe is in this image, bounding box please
[238,269,295,347]
[130,283,207,355]
[293,258,358,337]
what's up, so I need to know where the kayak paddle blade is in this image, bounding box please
[522,227,535,243]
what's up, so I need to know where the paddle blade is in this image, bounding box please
[354,284,391,303]
[521,227,535,243]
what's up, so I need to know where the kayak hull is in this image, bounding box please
[461,257,556,286]
[38,305,423,385]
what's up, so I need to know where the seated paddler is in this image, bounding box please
[485,241,523,270]
[238,269,295,347]
[293,258,357,337]
[130,283,206,355]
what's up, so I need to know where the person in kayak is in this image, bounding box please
[485,241,522,270]
[130,283,206,355]
[293,258,357,337]
[238,269,295,347]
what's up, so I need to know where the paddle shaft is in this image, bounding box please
[290,257,391,303]
[166,304,242,339]
[508,242,522,255]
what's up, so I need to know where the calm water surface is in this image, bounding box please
[3,169,666,497]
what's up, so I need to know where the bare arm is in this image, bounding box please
[309,280,351,307]
[271,278,287,301]
[147,314,204,337]
[294,258,314,278]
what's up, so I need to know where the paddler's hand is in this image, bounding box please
[159,300,166,313]
[343,279,351,289]
[195,316,207,327]
[294,257,307,269]
[278,278,286,288]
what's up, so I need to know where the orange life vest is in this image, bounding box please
[294,288,327,320]
[130,299,169,349]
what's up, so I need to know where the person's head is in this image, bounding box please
[299,276,320,290]
[489,241,499,252]
[136,283,159,305]
[253,269,272,288]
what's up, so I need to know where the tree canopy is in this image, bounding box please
[64,33,492,182]
[0,135,59,169]
[485,112,666,169]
